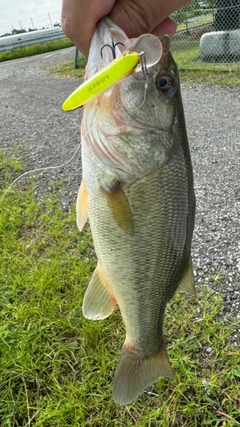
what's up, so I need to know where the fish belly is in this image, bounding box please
[81,136,195,404]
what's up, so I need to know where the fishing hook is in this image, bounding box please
[139,51,148,81]
[133,51,148,92]
[100,39,124,60]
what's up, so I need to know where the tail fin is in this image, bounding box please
[112,344,174,405]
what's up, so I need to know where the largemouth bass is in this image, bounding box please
[77,18,196,405]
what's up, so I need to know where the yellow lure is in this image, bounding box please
[62,51,140,111]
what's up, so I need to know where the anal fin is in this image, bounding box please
[113,344,174,405]
[76,180,88,231]
[82,262,117,320]
[177,260,196,295]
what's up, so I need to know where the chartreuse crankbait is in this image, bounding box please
[62,51,140,111]
[62,34,162,111]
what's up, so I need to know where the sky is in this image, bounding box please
[0,0,62,35]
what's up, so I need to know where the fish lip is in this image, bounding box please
[87,18,162,77]
[97,17,134,54]
[86,18,130,79]
[88,18,169,75]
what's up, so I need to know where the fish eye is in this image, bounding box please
[156,75,174,93]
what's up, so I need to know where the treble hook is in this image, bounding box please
[139,51,148,78]
[100,39,124,60]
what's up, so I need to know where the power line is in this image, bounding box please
[0,13,61,35]
[0,13,60,27]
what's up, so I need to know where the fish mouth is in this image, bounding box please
[86,17,170,76]
[85,18,131,80]
[86,18,164,80]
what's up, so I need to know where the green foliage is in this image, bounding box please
[0,39,73,62]
[0,153,239,425]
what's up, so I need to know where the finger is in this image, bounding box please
[61,0,115,56]
[109,0,190,38]
[151,17,177,37]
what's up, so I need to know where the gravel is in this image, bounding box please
[0,47,239,324]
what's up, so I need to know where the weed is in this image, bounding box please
[48,57,87,78]
[0,153,239,425]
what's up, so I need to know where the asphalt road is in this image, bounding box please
[0,47,239,325]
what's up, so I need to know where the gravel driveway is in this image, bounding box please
[0,47,239,321]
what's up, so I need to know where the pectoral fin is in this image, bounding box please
[101,181,133,234]
[76,180,88,231]
[176,260,196,295]
[82,262,117,320]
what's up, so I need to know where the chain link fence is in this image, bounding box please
[170,0,240,70]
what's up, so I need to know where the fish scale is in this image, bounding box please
[77,17,195,405]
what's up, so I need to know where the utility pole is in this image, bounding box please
[30,17,34,29]
[19,21,22,29]
[48,13,53,27]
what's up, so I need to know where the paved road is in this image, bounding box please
[0,48,239,321]
[0,47,82,208]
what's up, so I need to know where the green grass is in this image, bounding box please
[180,69,240,87]
[176,13,214,32]
[170,40,240,86]
[0,152,239,426]
[48,40,240,87]
[48,56,87,78]
[1,25,240,87]
[0,39,73,62]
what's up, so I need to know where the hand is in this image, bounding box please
[61,0,190,56]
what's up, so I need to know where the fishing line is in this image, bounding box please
[131,75,148,113]
[0,124,97,203]
[113,76,148,126]
[1,74,149,205]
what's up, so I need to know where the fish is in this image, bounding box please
[77,17,196,405]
